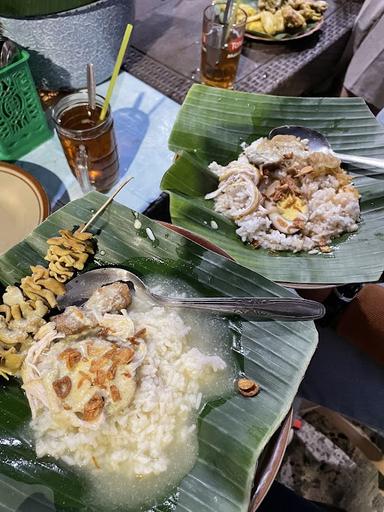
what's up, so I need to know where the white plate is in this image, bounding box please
[0,163,49,254]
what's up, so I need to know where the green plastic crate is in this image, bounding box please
[0,50,52,160]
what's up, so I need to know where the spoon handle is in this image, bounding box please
[152,296,325,321]
[334,151,384,170]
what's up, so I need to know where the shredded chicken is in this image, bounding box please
[21,284,146,432]
[21,323,64,418]
[52,283,132,336]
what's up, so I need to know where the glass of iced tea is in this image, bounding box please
[200,3,247,89]
[52,92,119,193]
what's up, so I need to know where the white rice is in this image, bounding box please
[31,291,226,477]
[206,137,360,253]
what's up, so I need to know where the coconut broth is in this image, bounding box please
[56,276,236,511]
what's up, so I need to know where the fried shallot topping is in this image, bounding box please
[90,356,109,373]
[112,347,134,365]
[103,346,118,359]
[94,369,108,388]
[84,345,135,389]
[107,364,117,381]
[295,165,313,177]
[77,371,92,389]
[129,328,146,345]
[110,384,121,402]
[59,348,81,370]
[292,218,305,230]
[271,176,301,202]
[53,376,72,399]
[82,393,104,422]
[87,343,103,357]
[92,456,100,469]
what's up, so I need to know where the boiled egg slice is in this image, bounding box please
[266,194,308,235]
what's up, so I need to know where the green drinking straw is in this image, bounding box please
[99,23,133,122]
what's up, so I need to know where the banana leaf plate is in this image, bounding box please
[239,0,324,42]
[161,84,384,287]
[0,191,318,512]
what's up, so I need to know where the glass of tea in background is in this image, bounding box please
[200,3,247,89]
[52,92,119,193]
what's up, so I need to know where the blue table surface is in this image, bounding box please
[14,77,384,216]
[15,72,180,213]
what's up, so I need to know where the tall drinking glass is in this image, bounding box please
[52,92,119,193]
[200,3,247,89]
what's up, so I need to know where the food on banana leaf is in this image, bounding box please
[21,280,231,510]
[2,223,230,505]
[205,135,360,253]
[241,0,327,38]
[0,226,94,379]
[45,227,94,283]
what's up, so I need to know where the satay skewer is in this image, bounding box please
[81,177,133,233]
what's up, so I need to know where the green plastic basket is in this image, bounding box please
[0,50,52,160]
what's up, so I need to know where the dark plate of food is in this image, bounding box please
[240,0,327,42]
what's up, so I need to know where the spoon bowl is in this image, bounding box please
[269,125,384,170]
[57,267,325,321]
[268,125,332,153]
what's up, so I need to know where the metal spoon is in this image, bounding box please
[269,125,384,170]
[57,267,325,321]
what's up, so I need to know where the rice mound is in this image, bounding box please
[206,136,361,253]
[31,293,226,477]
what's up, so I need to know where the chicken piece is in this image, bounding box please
[282,5,307,29]
[52,282,132,336]
[259,0,282,12]
[84,282,132,314]
[0,325,29,346]
[312,0,328,13]
[273,9,285,33]
[247,19,265,33]
[260,11,277,35]
[0,347,25,373]
[53,306,97,336]
[306,152,341,174]
[244,135,309,168]
[298,3,322,21]
[290,0,327,14]
[259,10,285,35]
